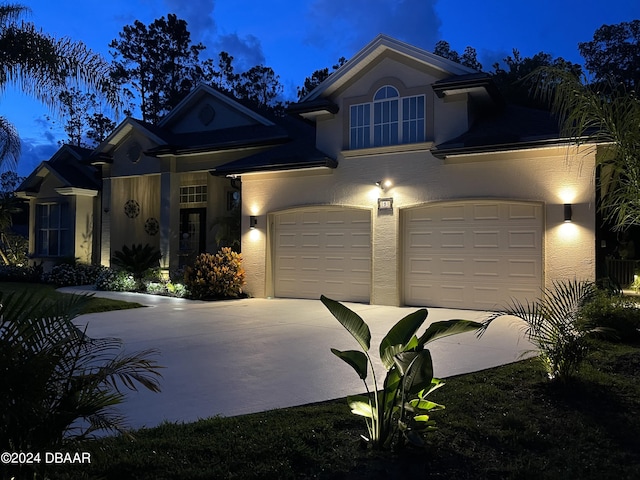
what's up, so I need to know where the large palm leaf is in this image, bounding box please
[0,3,120,168]
[0,290,162,454]
[528,67,640,230]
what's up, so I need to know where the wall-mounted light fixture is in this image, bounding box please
[249,215,258,229]
[563,204,573,223]
[375,179,393,191]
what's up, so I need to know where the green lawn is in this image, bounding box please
[0,282,143,314]
[45,340,640,480]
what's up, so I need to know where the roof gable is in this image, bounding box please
[159,83,274,134]
[302,34,477,102]
[17,145,99,195]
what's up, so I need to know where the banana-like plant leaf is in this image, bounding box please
[409,398,445,412]
[379,309,428,369]
[321,295,371,352]
[396,349,434,395]
[419,378,445,397]
[413,414,431,423]
[418,319,483,346]
[331,348,368,380]
[347,395,374,419]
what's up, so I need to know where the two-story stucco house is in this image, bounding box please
[216,34,596,310]
[18,34,596,310]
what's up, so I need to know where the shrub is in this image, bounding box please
[0,264,42,283]
[44,263,108,287]
[143,280,189,298]
[185,248,245,299]
[96,268,137,292]
[579,291,640,343]
[112,244,163,289]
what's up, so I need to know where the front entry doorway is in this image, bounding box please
[179,208,206,267]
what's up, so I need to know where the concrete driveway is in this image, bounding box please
[60,288,535,430]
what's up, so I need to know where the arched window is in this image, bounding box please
[349,85,425,149]
[373,86,399,146]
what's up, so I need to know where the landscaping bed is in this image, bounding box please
[46,341,640,480]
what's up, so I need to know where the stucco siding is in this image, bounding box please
[109,175,162,256]
[241,147,595,306]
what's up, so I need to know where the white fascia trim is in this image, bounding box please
[304,34,476,101]
[342,142,434,157]
[55,187,99,197]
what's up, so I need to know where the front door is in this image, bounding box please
[179,208,206,267]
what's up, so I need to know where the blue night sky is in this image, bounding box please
[3,0,639,176]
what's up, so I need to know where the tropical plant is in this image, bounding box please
[485,279,611,382]
[112,243,162,289]
[0,290,161,478]
[321,295,482,450]
[579,289,640,343]
[184,247,245,299]
[0,3,118,168]
[528,66,640,230]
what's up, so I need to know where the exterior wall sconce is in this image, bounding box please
[249,216,258,229]
[564,204,573,223]
[376,179,393,191]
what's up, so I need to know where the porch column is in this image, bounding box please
[100,177,111,266]
[159,167,180,274]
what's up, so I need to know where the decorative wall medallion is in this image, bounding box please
[124,200,140,218]
[198,104,216,126]
[127,141,142,163]
[144,217,159,236]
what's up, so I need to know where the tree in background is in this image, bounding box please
[492,50,582,108]
[0,3,118,168]
[109,13,205,124]
[579,20,640,90]
[236,65,283,109]
[433,41,482,71]
[53,87,116,147]
[0,170,26,265]
[297,57,347,101]
[110,14,285,122]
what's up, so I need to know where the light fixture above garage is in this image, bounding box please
[376,179,393,191]
[250,216,258,229]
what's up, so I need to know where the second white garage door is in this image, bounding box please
[403,200,543,310]
[272,207,371,303]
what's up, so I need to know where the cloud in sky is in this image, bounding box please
[304,0,442,55]
[161,0,217,46]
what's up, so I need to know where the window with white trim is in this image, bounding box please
[36,203,71,257]
[180,185,207,204]
[349,86,426,149]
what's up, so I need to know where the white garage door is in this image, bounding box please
[403,200,543,310]
[272,207,371,302]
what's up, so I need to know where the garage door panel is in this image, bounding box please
[404,201,543,309]
[274,207,371,303]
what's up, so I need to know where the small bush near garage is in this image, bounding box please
[579,290,640,343]
[184,248,246,299]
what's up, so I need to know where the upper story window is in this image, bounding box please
[349,85,425,149]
